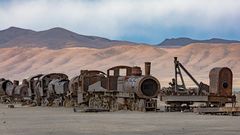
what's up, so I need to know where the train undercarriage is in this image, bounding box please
[74,91,157,112]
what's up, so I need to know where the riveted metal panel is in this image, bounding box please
[209,67,232,96]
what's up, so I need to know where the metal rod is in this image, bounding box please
[174,57,178,92]
[178,63,200,88]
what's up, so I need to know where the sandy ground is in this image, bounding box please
[0,104,240,135]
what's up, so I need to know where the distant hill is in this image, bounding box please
[0,27,138,49]
[158,37,240,47]
[0,27,35,44]
[1,27,240,49]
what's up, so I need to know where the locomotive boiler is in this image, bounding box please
[0,78,14,96]
[0,78,14,103]
[116,63,159,99]
[12,80,29,102]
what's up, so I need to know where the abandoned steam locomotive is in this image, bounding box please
[0,73,69,106]
[0,62,160,111]
[0,58,237,112]
[68,62,160,111]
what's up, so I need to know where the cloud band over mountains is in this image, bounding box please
[0,0,239,43]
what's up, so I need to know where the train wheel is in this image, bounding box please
[41,98,49,106]
[111,101,119,111]
[63,98,75,107]
[89,97,102,109]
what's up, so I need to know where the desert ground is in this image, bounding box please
[0,104,240,135]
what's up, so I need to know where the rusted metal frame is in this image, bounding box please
[178,63,200,88]
[193,107,240,114]
[177,64,186,90]
[162,95,208,102]
[174,57,201,94]
[174,57,186,91]
[174,58,178,92]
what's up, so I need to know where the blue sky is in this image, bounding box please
[0,0,239,44]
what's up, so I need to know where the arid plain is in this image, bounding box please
[0,104,240,135]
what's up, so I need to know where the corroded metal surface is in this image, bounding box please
[209,67,233,96]
[162,96,208,102]
[0,79,14,96]
[122,75,160,98]
[131,66,142,76]
[14,84,29,98]
[145,62,151,76]
[0,58,237,113]
[69,62,161,111]
[161,57,236,112]
[31,73,70,106]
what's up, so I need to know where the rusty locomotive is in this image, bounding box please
[68,62,160,111]
[0,58,237,113]
[0,62,161,111]
[0,73,69,106]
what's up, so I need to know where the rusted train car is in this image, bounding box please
[207,67,234,106]
[0,62,161,111]
[160,57,236,111]
[35,73,69,106]
[0,73,69,106]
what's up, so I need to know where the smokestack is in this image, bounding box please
[13,80,19,86]
[80,70,88,75]
[145,62,151,76]
[22,79,28,85]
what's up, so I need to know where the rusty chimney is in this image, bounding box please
[13,80,19,86]
[145,62,151,76]
[22,79,28,85]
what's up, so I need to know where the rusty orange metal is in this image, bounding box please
[209,67,233,97]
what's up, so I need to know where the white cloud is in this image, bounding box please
[0,0,239,40]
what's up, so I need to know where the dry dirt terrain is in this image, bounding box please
[0,104,240,135]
